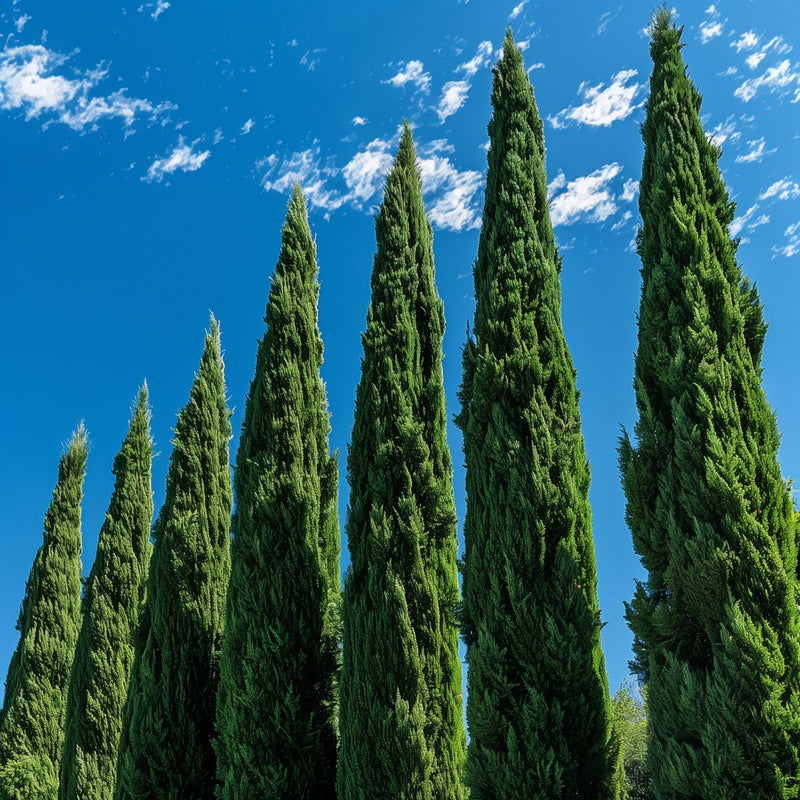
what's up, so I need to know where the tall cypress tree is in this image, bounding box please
[114,320,232,800]
[620,11,800,798]
[0,427,87,798]
[215,186,341,799]
[59,387,153,800]
[456,32,619,799]
[338,123,466,800]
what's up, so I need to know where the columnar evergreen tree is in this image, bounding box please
[0,427,87,798]
[59,387,153,800]
[338,123,466,800]
[114,321,232,800]
[456,32,619,799]
[620,11,800,798]
[215,185,341,799]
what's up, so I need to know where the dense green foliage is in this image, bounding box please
[620,11,800,798]
[611,684,651,800]
[114,322,232,800]
[59,388,153,800]
[338,124,466,800]
[0,428,87,800]
[456,31,619,800]
[215,186,341,799]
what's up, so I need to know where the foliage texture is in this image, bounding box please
[114,321,232,800]
[215,186,341,799]
[457,31,620,800]
[0,428,87,800]
[59,388,153,800]
[338,124,466,800]
[620,11,800,799]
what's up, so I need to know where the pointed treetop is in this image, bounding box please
[67,423,89,462]
[649,6,681,55]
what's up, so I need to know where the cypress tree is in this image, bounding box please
[338,123,466,800]
[620,11,800,798]
[456,32,619,799]
[215,185,341,799]
[59,387,153,800]
[0,427,87,798]
[114,320,232,800]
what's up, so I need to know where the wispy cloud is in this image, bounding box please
[508,0,528,21]
[14,13,31,32]
[758,178,800,201]
[259,130,482,231]
[745,52,766,70]
[707,114,741,147]
[596,7,622,36]
[436,80,470,123]
[0,44,175,132]
[732,30,760,53]
[300,48,326,71]
[734,58,799,102]
[734,137,776,164]
[352,116,368,126]
[457,41,493,78]
[549,69,643,128]
[773,220,800,257]
[699,5,724,44]
[152,0,170,21]
[144,137,210,183]
[547,163,623,226]
[621,178,639,202]
[384,60,431,93]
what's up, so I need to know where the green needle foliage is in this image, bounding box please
[114,321,232,800]
[620,11,800,799]
[457,32,619,800]
[338,123,466,800]
[59,387,153,800]
[0,427,87,800]
[215,186,341,799]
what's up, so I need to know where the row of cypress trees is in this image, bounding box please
[1,11,798,800]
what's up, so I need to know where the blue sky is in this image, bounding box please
[1,0,799,698]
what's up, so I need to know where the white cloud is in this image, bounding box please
[707,114,741,147]
[745,52,766,70]
[596,9,621,36]
[732,31,760,52]
[621,178,639,202]
[144,137,210,183]
[735,137,776,164]
[611,210,633,232]
[152,0,170,20]
[547,163,623,226]
[699,5,724,44]
[549,69,643,128]
[458,41,493,78]
[213,127,223,144]
[719,66,738,77]
[773,220,800,257]
[730,203,759,237]
[352,116,368,126]
[417,153,482,230]
[260,131,481,231]
[300,49,325,71]
[0,44,173,131]
[241,118,254,135]
[436,80,470,123]
[384,60,431,93]
[528,62,545,72]
[758,178,800,201]
[734,59,799,102]
[15,14,31,32]
[341,138,395,204]
[509,0,528,21]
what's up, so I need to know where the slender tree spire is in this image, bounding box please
[0,427,87,797]
[114,320,232,800]
[457,32,619,799]
[60,387,153,800]
[338,123,466,800]
[215,185,341,799]
[620,11,800,798]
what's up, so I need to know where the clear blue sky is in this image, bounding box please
[2,0,798,698]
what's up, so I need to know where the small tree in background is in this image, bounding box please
[114,321,232,800]
[0,427,88,799]
[611,684,651,800]
[60,387,153,800]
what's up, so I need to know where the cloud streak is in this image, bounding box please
[144,137,210,183]
[384,60,431,93]
[549,69,643,128]
[547,163,623,226]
